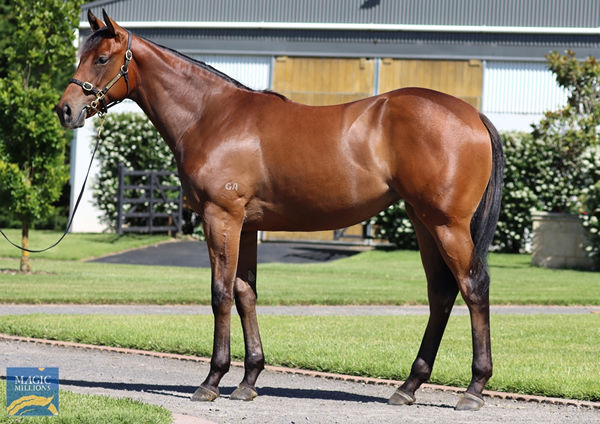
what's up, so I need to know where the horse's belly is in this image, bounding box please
[246,181,398,232]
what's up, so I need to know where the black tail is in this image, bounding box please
[470,113,504,291]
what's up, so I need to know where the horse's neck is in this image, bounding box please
[128,38,236,152]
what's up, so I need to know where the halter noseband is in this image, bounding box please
[69,30,133,115]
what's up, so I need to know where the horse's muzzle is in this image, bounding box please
[55,103,87,129]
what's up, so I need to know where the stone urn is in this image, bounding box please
[531,211,594,269]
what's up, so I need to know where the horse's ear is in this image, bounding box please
[102,9,116,37]
[87,10,105,31]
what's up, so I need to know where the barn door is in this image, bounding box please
[378,59,483,109]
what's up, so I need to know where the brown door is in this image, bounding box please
[378,59,483,109]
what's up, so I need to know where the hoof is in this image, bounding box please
[455,392,484,411]
[191,385,219,402]
[230,384,258,401]
[388,389,415,405]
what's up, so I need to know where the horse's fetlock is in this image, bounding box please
[211,360,230,376]
[411,358,432,382]
[473,360,493,381]
[245,352,265,370]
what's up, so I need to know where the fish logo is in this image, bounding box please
[7,395,58,416]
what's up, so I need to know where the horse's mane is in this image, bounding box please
[142,36,287,100]
[82,28,286,100]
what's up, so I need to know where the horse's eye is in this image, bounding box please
[97,56,109,65]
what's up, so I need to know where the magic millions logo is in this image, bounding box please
[6,367,59,416]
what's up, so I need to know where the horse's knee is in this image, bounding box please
[212,288,233,313]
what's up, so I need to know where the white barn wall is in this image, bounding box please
[69,56,272,232]
[69,100,141,232]
[192,55,272,90]
[482,61,568,132]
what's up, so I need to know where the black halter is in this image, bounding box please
[69,30,133,115]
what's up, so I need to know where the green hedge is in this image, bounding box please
[95,109,600,263]
[92,113,201,236]
[370,132,540,253]
[373,51,600,261]
[372,131,600,256]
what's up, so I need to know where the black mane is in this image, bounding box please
[144,37,286,100]
[81,29,286,100]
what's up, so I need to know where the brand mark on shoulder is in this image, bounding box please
[225,182,238,191]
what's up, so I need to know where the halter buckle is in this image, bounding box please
[125,49,133,61]
[82,81,94,92]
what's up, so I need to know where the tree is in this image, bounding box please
[530,50,600,212]
[0,0,82,272]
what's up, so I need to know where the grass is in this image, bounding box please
[0,250,599,305]
[0,313,597,401]
[0,229,169,261]
[0,379,171,423]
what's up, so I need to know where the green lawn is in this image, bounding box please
[0,379,171,423]
[0,313,597,401]
[0,229,169,261]
[0,249,598,305]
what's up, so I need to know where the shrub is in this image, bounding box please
[372,132,540,253]
[579,182,600,269]
[370,201,417,250]
[371,131,600,253]
[92,112,201,236]
[374,51,600,256]
[493,132,539,253]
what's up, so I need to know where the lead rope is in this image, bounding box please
[0,113,106,253]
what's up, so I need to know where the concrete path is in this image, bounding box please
[1,304,598,316]
[1,338,598,424]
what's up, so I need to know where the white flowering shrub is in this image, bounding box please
[493,132,539,252]
[92,113,184,231]
[574,147,600,269]
[579,182,600,269]
[371,132,600,253]
[370,200,418,250]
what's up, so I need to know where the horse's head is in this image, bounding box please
[57,10,133,128]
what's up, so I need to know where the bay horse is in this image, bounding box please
[57,11,503,411]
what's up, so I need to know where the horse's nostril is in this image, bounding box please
[63,104,72,118]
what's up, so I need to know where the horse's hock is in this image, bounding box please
[532,212,594,270]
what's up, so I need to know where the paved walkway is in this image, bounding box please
[3,241,599,422]
[1,338,598,424]
[90,240,369,268]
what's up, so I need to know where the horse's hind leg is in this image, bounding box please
[230,230,265,401]
[430,219,492,411]
[389,205,459,406]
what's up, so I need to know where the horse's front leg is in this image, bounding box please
[230,230,264,401]
[192,204,243,402]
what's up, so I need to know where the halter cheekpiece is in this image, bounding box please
[69,30,133,115]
